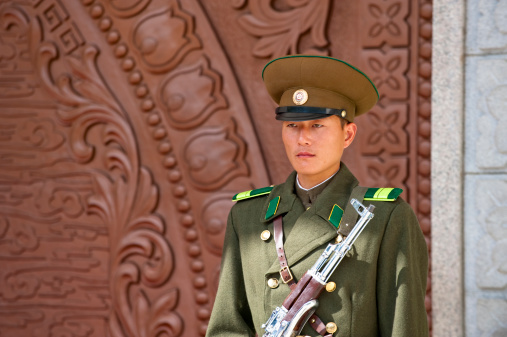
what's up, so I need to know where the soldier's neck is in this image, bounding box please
[295,170,338,208]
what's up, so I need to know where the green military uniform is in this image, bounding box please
[206,164,428,336]
[206,55,429,336]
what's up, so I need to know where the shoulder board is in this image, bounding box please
[363,187,403,201]
[232,186,274,201]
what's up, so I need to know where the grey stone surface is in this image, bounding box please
[465,175,507,336]
[467,0,507,54]
[465,55,507,173]
[432,0,466,336]
[464,0,507,335]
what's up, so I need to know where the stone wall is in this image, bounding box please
[434,0,507,336]
[464,0,507,336]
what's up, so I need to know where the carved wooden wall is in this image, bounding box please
[0,0,432,336]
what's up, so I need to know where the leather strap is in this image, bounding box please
[337,186,368,237]
[272,215,334,336]
[273,216,296,288]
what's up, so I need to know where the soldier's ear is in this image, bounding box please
[343,122,357,148]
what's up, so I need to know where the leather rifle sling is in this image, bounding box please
[273,216,332,337]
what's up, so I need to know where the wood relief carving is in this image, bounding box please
[183,120,248,191]
[0,0,432,336]
[132,2,200,73]
[234,0,331,57]
[158,57,227,130]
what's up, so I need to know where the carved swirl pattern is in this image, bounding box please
[0,1,181,336]
[39,42,180,337]
[234,0,331,58]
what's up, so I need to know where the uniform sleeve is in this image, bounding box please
[376,201,429,337]
[206,209,256,337]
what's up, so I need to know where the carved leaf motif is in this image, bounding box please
[363,0,408,46]
[158,57,227,130]
[387,3,402,17]
[360,105,407,155]
[368,4,383,18]
[133,2,201,73]
[236,0,330,58]
[363,50,409,99]
[183,119,248,191]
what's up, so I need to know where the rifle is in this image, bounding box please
[261,198,375,337]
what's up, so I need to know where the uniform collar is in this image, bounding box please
[262,163,359,226]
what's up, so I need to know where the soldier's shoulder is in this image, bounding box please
[232,186,274,202]
[363,187,403,202]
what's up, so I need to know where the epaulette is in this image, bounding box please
[232,186,274,202]
[363,187,403,201]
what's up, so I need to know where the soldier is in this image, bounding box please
[206,55,429,337]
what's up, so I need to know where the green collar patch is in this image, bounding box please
[328,204,344,229]
[232,186,273,201]
[265,196,280,220]
[363,187,403,201]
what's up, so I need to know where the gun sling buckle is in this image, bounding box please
[280,266,293,284]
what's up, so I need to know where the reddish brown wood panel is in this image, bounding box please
[0,0,432,336]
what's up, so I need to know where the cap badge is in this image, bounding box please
[293,89,308,105]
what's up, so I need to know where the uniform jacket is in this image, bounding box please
[206,164,429,337]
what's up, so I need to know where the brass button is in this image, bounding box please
[260,230,271,241]
[326,322,337,334]
[326,282,336,292]
[267,278,279,289]
[341,110,346,118]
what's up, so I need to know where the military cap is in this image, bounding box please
[262,55,379,122]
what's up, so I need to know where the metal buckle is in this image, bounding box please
[279,266,293,284]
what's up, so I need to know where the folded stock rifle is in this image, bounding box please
[261,198,375,337]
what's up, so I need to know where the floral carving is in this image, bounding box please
[362,49,409,100]
[362,0,409,47]
[133,1,200,73]
[37,41,182,336]
[360,104,408,155]
[158,57,227,130]
[183,119,248,191]
[235,0,331,58]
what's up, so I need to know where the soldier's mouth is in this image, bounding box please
[296,152,315,158]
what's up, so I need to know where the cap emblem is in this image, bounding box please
[292,89,308,105]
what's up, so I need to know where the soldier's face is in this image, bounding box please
[281,116,357,188]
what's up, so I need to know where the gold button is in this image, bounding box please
[326,322,337,334]
[341,110,346,118]
[326,282,336,292]
[267,278,279,289]
[335,234,344,243]
[260,230,271,241]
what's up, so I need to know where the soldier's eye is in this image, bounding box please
[313,124,323,128]
[287,123,297,128]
